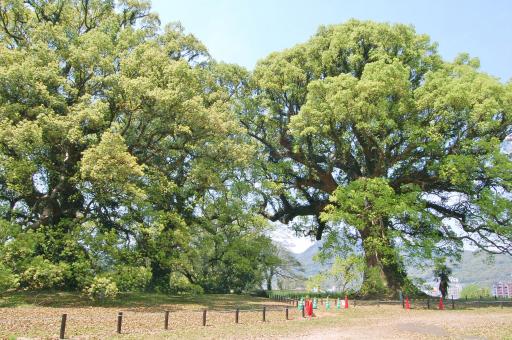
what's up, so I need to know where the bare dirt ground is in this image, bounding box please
[280,307,512,340]
[1,294,511,339]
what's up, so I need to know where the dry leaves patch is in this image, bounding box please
[2,303,512,339]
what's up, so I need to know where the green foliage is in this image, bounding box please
[460,284,491,299]
[111,266,152,292]
[268,290,354,299]
[434,261,452,299]
[168,272,204,295]
[0,264,19,292]
[401,278,426,297]
[260,242,304,290]
[244,18,512,295]
[306,273,327,291]
[328,256,365,293]
[19,257,68,290]
[84,277,119,301]
[0,0,261,295]
[0,1,510,297]
[80,131,145,203]
[359,267,388,298]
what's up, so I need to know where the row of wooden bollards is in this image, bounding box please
[58,307,292,339]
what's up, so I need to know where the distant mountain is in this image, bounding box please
[408,251,512,287]
[293,242,327,277]
[292,242,512,288]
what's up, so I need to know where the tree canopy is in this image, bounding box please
[0,0,272,294]
[243,20,512,295]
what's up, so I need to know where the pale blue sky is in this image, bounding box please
[152,0,512,82]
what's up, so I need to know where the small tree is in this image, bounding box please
[309,254,365,293]
[261,242,304,291]
[306,273,326,292]
[328,255,365,293]
[460,284,491,299]
[433,262,452,299]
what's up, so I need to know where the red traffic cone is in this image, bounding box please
[439,297,444,310]
[307,300,313,317]
[405,297,410,310]
[344,295,349,309]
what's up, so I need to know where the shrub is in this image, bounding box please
[0,264,19,292]
[84,276,119,301]
[169,272,203,295]
[112,266,152,292]
[68,260,95,290]
[19,257,68,290]
[359,267,388,298]
[460,284,491,299]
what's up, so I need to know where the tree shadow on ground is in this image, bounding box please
[0,291,277,311]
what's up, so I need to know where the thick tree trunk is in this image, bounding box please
[360,224,407,298]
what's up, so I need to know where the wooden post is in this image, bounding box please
[301,304,305,318]
[285,307,289,320]
[60,313,67,339]
[427,297,430,309]
[235,308,239,324]
[202,309,207,326]
[451,296,454,310]
[117,312,123,334]
[262,306,266,322]
[164,310,170,330]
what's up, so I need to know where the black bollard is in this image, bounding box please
[164,310,170,330]
[285,307,289,320]
[202,309,207,326]
[60,314,67,339]
[262,306,266,322]
[117,312,123,334]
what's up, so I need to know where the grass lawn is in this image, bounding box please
[1,291,511,339]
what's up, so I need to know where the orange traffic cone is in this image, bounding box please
[405,297,410,310]
[307,299,313,317]
[439,297,444,310]
[344,295,349,309]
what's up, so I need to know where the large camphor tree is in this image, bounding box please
[0,0,266,293]
[243,20,512,295]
